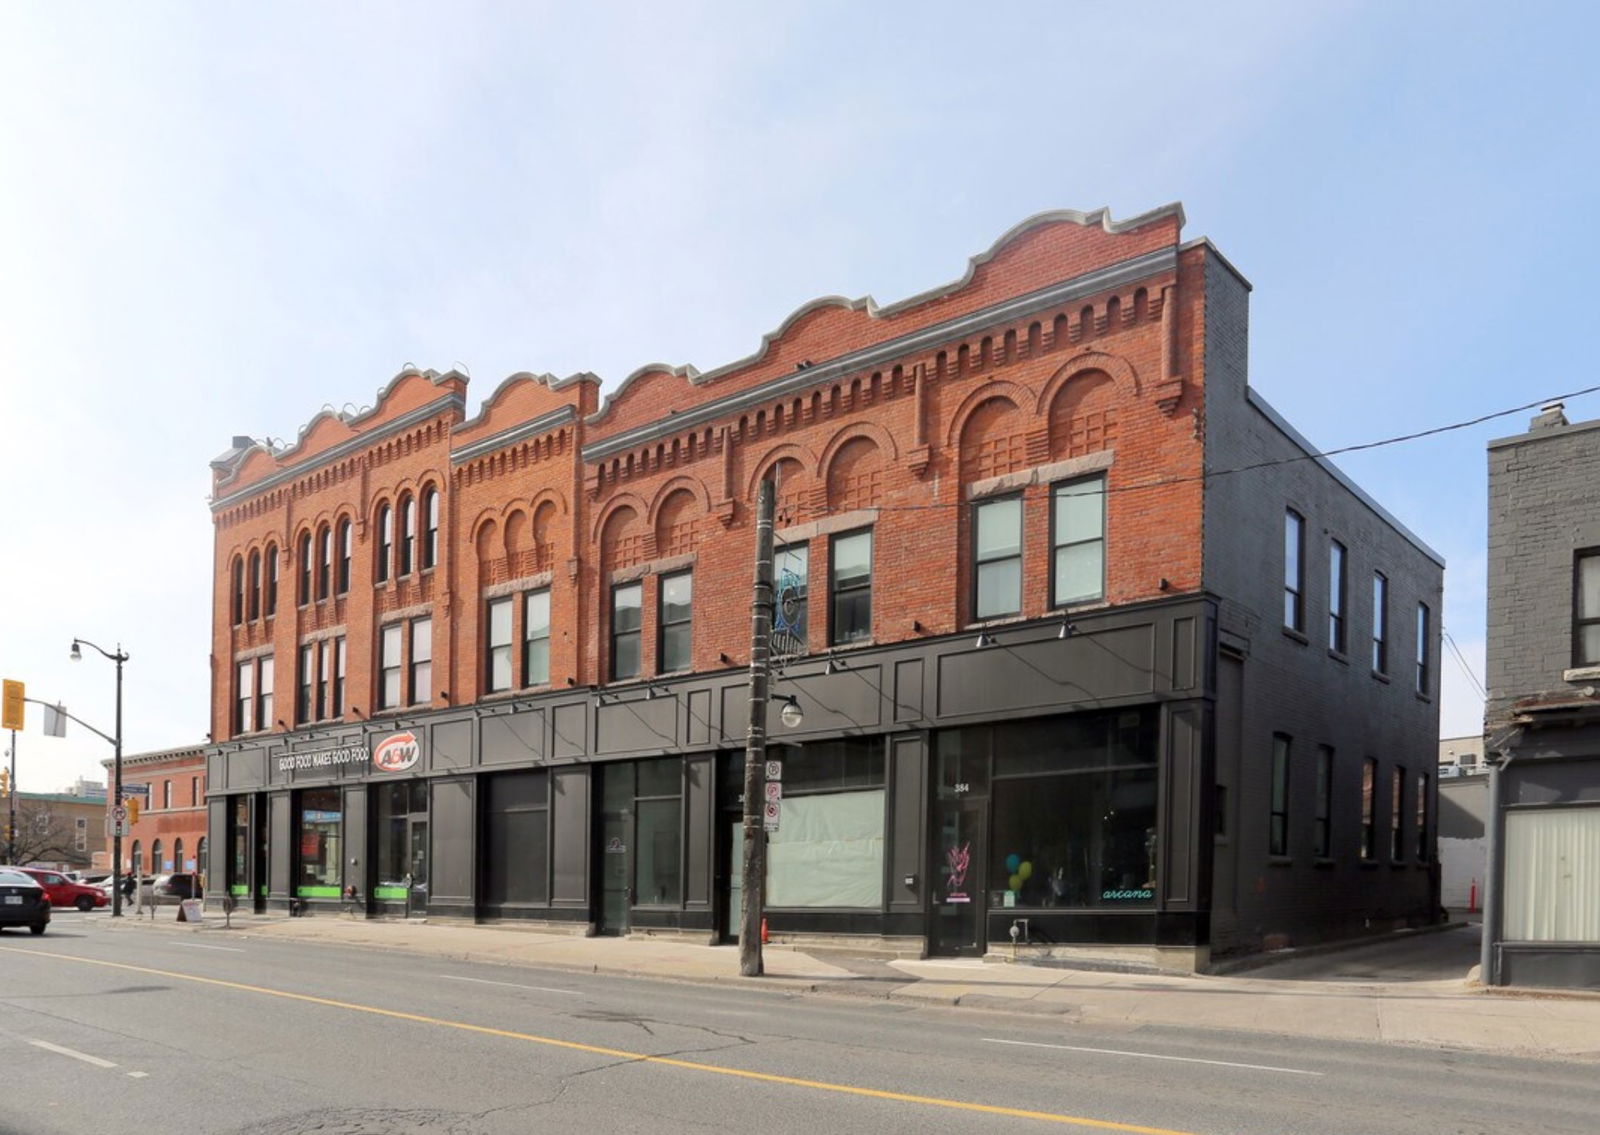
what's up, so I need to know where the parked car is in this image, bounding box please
[17,868,108,912]
[152,873,203,901]
[0,868,51,934]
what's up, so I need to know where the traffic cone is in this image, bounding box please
[761,917,769,944]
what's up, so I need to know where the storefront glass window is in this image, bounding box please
[296,788,343,898]
[483,771,549,906]
[376,780,427,901]
[230,798,249,895]
[634,758,681,905]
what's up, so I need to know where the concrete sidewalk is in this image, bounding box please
[102,912,1600,1063]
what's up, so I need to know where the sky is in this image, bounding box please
[3,1,1596,790]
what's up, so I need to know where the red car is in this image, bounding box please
[17,868,108,912]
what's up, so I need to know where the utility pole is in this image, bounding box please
[739,477,775,977]
[5,729,15,865]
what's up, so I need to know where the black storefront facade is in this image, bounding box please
[206,595,1216,969]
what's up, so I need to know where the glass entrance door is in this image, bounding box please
[596,810,630,934]
[407,818,429,914]
[929,798,987,956]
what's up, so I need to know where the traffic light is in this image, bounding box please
[125,795,139,823]
[0,768,9,797]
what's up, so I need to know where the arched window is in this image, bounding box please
[197,836,208,883]
[265,544,279,616]
[298,531,313,605]
[316,524,332,600]
[230,558,244,626]
[421,487,439,570]
[337,519,352,594]
[173,838,184,874]
[247,550,261,621]
[151,839,164,875]
[376,504,392,583]
[398,494,415,576]
[130,840,141,877]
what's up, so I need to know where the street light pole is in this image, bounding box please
[72,639,129,918]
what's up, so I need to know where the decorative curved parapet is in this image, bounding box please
[582,205,1184,465]
[210,367,467,508]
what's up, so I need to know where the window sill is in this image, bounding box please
[1267,855,1293,866]
[1371,670,1391,684]
[1313,857,1337,869]
[1414,691,1433,704]
[1327,648,1349,666]
[1359,859,1380,869]
[1282,627,1309,646]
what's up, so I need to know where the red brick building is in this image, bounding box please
[204,205,1442,968]
[108,744,208,882]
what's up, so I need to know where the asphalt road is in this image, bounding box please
[0,913,1593,1135]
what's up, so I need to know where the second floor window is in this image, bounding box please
[247,551,261,621]
[486,598,513,692]
[660,571,693,672]
[974,496,1022,619]
[258,656,273,730]
[830,529,872,646]
[1053,476,1105,607]
[265,545,278,616]
[379,624,403,710]
[1372,572,1388,674]
[612,582,643,680]
[1576,550,1600,666]
[409,618,432,704]
[524,589,551,687]
[1391,767,1406,860]
[317,526,332,600]
[297,644,314,724]
[1284,509,1305,632]
[231,559,245,625]
[1328,540,1347,653]
[237,660,254,731]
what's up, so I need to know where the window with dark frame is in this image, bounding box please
[266,545,278,616]
[1270,734,1291,856]
[376,504,392,583]
[1328,540,1347,653]
[316,525,332,601]
[332,637,346,717]
[486,597,513,693]
[1372,571,1388,674]
[659,570,693,673]
[231,559,244,625]
[974,495,1022,619]
[257,656,274,731]
[337,519,352,594]
[1284,509,1305,631]
[1415,602,1430,695]
[399,495,415,577]
[1390,766,1406,860]
[524,589,551,687]
[378,624,402,710]
[297,644,313,724]
[1314,745,1333,858]
[422,488,439,570]
[1576,551,1600,666]
[248,551,261,621]
[611,582,643,680]
[235,660,254,734]
[829,529,872,646]
[1052,475,1106,607]
[1360,757,1377,860]
[316,640,331,720]
[298,532,313,606]
[409,617,432,705]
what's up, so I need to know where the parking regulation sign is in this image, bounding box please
[763,800,780,832]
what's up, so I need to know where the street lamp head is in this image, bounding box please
[70,641,82,662]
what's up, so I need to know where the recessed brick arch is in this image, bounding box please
[819,420,899,475]
[745,442,819,502]
[1046,368,1120,461]
[944,380,1035,451]
[1035,350,1140,415]
[646,475,713,527]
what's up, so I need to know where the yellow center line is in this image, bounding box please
[3,946,1200,1134]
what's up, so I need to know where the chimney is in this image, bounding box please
[1531,401,1568,431]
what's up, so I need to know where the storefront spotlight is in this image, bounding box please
[974,631,996,649]
[778,695,804,729]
